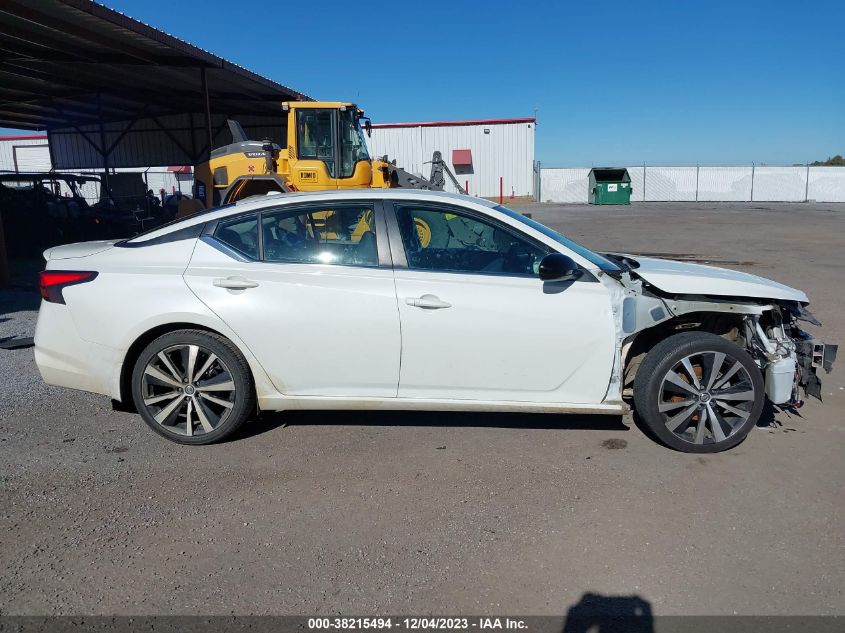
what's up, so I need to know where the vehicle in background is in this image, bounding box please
[34,189,836,453]
[192,102,465,208]
[162,192,192,220]
[0,172,177,257]
[90,172,166,236]
[0,173,101,255]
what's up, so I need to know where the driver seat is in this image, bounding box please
[357,231,377,265]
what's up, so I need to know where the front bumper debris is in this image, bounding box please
[795,337,837,400]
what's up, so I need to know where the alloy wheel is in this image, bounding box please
[657,350,757,445]
[139,344,237,437]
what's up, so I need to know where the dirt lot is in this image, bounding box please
[1,202,843,617]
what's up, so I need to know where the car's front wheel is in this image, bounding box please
[131,329,255,445]
[633,332,765,453]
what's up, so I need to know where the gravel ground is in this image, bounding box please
[0,202,843,617]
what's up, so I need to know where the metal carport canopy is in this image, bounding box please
[0,0,311,168]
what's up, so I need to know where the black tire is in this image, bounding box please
[633,331,764,453]
[131,329,255,445]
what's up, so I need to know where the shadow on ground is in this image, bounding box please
[232,410,628,441]
[0,288,39,323]
[0,258,41,325]
[628,398,779,449]
[562,592,654,633]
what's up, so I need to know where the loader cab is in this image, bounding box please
[285,102,373,191]
[193,101,378,210]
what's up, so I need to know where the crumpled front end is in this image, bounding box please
[604,264,837,408]
[746,304,837,405]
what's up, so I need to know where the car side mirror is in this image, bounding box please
[538,253,583,282]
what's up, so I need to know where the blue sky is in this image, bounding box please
[3,0,843,165]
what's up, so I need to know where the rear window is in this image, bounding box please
[117,203,235,246]
[215,215,260,259]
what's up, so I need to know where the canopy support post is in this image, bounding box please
[96,93,110,195]
[200,67,213,158]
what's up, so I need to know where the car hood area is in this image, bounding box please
[628,255,809,302]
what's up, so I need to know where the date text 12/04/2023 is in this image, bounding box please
[307,617,528,630]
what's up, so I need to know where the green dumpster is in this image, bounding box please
[588,168,632,205]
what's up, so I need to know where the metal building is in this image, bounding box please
[0,135,52,172]
[367,118,536,199]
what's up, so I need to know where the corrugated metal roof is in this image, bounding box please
[0,0,310,168]
[0,0,310,131]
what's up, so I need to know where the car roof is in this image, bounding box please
[233,188,494,209]
[127,189,497,243]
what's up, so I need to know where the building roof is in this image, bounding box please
[371,117,535,129]
[0,0,311,169]
[0,0,309,131]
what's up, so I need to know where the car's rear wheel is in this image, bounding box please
[131,329,254,445]
[633,332,764,453]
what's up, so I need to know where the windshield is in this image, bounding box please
[494,204,620,271]
[339,109,370,178]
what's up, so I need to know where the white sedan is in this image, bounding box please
[34,190,835,452]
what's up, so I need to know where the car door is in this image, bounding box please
[183,201,400,398]
[386,201,616,404]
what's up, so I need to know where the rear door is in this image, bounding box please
[386,201,616,404]
[183,201,400,397]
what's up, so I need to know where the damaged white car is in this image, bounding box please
[34,190,836,452]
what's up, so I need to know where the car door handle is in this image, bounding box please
[406,294,452,309]
[213,276,259,290]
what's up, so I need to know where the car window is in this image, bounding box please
[395,205,549,276]
[261,205,378,267]
[214,215,259,258]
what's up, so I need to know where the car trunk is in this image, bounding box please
[43,240,117,261]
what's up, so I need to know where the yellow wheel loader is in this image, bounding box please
[191,101,468,247]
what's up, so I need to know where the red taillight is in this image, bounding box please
[39,271,98,304]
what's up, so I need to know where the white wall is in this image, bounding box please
[540,166,845,203]
[697,167,752,201]
[538,167,590,203]
[0,137,51,171]
[808,167,845,202]
[367,121,535,198]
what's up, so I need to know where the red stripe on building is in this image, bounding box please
[0,134,48,141]
[370,118,535,129]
